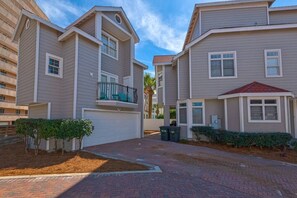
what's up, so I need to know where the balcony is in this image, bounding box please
[0,113,27,121]
[0,87,16,97]
[97,82,138,108]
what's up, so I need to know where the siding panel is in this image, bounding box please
[191,29,297,99]
[164,65,177,105]
[201,7,268,34]
[227,98,240,131]
[77,15,96,37]
[270,10,297,25]
[29,104,48,119]
[17,19,36,105]
[178,53,189,100]
[205,99,224,129]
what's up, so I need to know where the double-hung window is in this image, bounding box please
[179,103,187,124]
[192,101,204,125]
[209,51,237,78]
[248,98,280,122]
[102,33,118,59]
[265,49,282,77]
[45,53,63,78]
[158,72,163,88]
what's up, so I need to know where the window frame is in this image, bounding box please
[101,31,119,60]
[177,101,187,125]
[208,51,237,79]
[157,71,163,88]
[45,53,63,78]
[264,49,283,78]
[192,100,205,126]
[247,97,281,123]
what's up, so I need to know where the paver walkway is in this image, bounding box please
[0,134,297,198]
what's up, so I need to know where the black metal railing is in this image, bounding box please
[98,82,138,104]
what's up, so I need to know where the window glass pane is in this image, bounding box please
[179,108,187,124]
[158,74,163,87]
[223,60,234,76]
[265,106,278,120]
[109,39,116,50]
[102,35,108,44]
[267,51,278,56]
[210,54,221,59]
[101,75,108,82]
[267,67,280,76]
[267,58,278,67]
[251,106,263,120]
[223,53,234,58]
[192,108,203,124]
[250,100,262,104]
[211,60,221,77]
[179,103,187,107]
[192,102,203,107]
[265,99,277,104]
[109,48,116,58]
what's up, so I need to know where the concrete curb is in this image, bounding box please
[0,150,162,181]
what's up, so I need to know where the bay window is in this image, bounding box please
[179,103,187,124]
[192,102,204,125]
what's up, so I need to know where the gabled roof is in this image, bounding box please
[133,59,148,69]
[221,81,290,95]
[13,9,65,43]
[183,0,275,49]
[153,55,174,66]
[58,27,102,45]
[66,6,139,43]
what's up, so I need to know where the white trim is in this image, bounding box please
[224,99,228,130]
[101,70,119,82]
[218,92,294,99]
[101,14,133,39]
[177,59,180,100]
[130,37,134,87]
[154,62,172,66]
[294,100,297,138]
[58,27,102,45]
[189,48,192,98]
[208,51,237,79]
[133,59,148,69]
[264,49,283,78]
[98,46,101,82]
[199,10,202,36]
[142,70,145,138]
[177,100,188,125]
[101,31,119,60]
[187,99,193,138]
[191,99,206,126]
[33,22,40,103]
[25,19,30,30]
[247,97,281,123]
[95,12,102,82]
[45,53,64,78]
[199,2,269,12]
[73,34,79,119]
[162,66,165,105]
[177,23,297,57]
[195,0,273,9]
[239,97,244,132]
[284,96,288,133]
[269,6,297,12]
[267,5,270,24]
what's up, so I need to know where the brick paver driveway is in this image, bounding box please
[1,134,297,198]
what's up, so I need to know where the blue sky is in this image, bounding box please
[36,0,297,75]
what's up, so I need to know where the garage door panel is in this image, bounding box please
[83,110,141,147]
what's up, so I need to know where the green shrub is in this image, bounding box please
[288,139,297,151]
[191,126,292,148]
[16,118,93,154]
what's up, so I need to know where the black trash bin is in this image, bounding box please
[159,126,170,141]
[169,126,181,142]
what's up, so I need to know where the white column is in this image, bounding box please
[34,21,40,102]
[73,34,79,119]
[294,99,297,138]
[177,59,180,100]
[239,97,244,132]
[95,13,102,82]
[224,99,228,130]
[284,96,289,133]
[189,48,192,99]
[187,99,193,139]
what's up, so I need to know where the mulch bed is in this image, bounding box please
[0,142,148,176]
[181,141,297,164]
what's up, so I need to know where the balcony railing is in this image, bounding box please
[98,82,138,104]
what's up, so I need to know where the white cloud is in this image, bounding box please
[144,70,155,77]
[36,0,86,27]
[107,0,186,53]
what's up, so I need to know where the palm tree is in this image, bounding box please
[144,73,156,119]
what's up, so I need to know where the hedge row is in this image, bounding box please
[16,119,93,154]
[191,126,293,148]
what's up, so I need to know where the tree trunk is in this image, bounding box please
[62,140,65,155]
[148,90,153,119]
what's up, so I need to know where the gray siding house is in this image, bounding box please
[154,0,297,139]
[13,7,147,150]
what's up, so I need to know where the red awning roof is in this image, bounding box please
[153,55,174,65]
[221,81,290,96]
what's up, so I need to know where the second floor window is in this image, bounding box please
[46,53,63,78]
[265,49,282,77]
[0,95,5,101]
[158,72,163,88]
[102,33,118,59]
[209,51,237,79]
[0,108,4,114]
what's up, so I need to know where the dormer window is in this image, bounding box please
[102,32,118,60]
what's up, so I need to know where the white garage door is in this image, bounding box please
[83,110,141,147]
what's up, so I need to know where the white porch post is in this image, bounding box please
[284,96,289,133]
[239,97,244,132]
[187,99,193,139]
[294,99,297,138]
[224,99,228,130]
